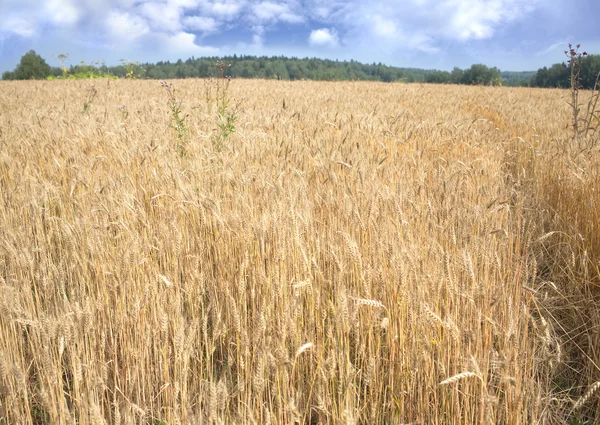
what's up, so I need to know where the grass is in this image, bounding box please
[0,79,599,424]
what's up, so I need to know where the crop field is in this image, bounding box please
[0,79,599,424]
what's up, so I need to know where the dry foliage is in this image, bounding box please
[0,79,599,424]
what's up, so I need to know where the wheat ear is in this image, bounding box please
[439,371,481,386]
[573,381,600,410]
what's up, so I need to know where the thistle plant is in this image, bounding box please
[118,104,129,121]
[82,85,97,114]
[565,43,600,145]
[210,61,243,152]
[161,80,188,155]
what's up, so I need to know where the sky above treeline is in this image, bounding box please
[1,0,599,75]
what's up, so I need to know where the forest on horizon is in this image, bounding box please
[2,50,598,89]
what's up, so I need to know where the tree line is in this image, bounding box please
[1,50,512,86]
[530,54,600,89]
[2,49,598,89]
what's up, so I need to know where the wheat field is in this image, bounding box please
[0,79,599,424]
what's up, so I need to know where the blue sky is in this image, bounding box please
[1,0,599,75]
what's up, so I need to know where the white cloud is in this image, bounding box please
[252,1,303,24]
[309,28,338,47]
[1,16,37,37]
[44,0,81,26]
[312,7,330,19]
[168,0,201,7]
[305,0,347,20]
[253,1,284,21]
[105,10,150,41]
[209,2,245,20]
[444,0,503,40]
[251,25,266,47]
[183,16,218,33]
[372,15,397,38]
[139,2,182,32]
[157,31,220,55]
[427,0,538,41]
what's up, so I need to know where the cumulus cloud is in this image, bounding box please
[444,0,511,40]
[168,0,202,7]
[304,0,347,21]
[208,2,245,20]
[156,31,220,55]
[309,28,338,47]
[139,2,182,32]
[252,1,304,24]
[183,16,218,33]
[1,17,37,37]
[432,0,538,41]
[372,15,397,38]
[44,0,81,26]
[105,10,150,41]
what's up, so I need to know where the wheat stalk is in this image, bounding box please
[574,381,600,410]
[350,297,385,309]
[159,274,173,287]
[439,371,481,386]
[295,342,314,357]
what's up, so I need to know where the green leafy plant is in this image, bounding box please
[568,415,595,425]
[58,53,69,77]
[82,85,97,114]
[47,55,118,80]
[120,59,143,79]
[161,80,188,155]
[565,44,600,145]
[209,61,243,152]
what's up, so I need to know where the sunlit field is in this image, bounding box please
[1,79,599,424]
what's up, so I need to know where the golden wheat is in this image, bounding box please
[0,79,599,424]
